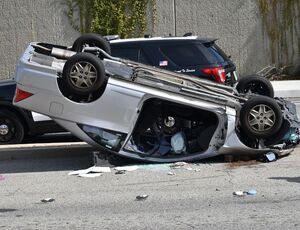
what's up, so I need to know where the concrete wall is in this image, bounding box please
[155,0,270,76]
[0,0,298,80]
[0,0,79,80]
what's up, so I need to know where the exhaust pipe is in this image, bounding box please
[51,47,76,59]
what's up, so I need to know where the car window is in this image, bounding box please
[159,44,209,67]
[203,43,230,63]
[111,47,151,65]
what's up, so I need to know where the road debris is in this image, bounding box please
[114,165,139,172]
[233,189,257,196]
[136,195,149,201]
[265,152,277,162]
[170,162,188,168]
[115,170,126,175]
[0,175,5,181]
[68,166,111,176]
[78,173,102,178]
[246,189,257,195]
[41,198,55,203]
[167,172,176,175]
[233,191,245,196]
[216,188,220,191]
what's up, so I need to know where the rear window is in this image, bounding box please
[160,44,209,67]
[203,43,230,64]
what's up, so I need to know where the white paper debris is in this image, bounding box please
[114,166,139,172]
[68,166,111,176]
[78,173,102,178]
[233,191,245,196]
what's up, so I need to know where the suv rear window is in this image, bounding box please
[203,43,230,64]
[160,44,209,67]
[160,42,229,67]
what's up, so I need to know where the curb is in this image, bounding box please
[0,142,97,160]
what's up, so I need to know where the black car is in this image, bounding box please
[0,80,64,144]
[110,35,237,85]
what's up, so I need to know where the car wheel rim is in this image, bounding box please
[0,124,9,135]
[69,61,97,89]
[248,104,276,132]
[0,119,15,142]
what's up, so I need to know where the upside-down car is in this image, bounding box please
[14,34,299,162]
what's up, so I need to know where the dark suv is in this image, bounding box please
[110,36,237,85]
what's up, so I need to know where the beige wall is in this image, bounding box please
[0,0,299,80]
[0,0,79,79]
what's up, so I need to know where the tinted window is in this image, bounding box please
[112,48,139,61]
[160,44,209,67]
[203,43,229,63]
[111,47,151,65]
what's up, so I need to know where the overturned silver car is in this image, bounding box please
[14,34,299,162]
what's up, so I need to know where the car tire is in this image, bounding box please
[240,96,283,139]
[0,110,25,144]
[72,33,111,55]
[62,52,106,96]
[236,75,274,98]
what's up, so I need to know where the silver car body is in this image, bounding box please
[14,43,298,162]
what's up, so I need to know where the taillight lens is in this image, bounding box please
[202,67,226,83]
[14,88,34,103]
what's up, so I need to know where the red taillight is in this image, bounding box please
[201,67,226,83]
[14,88,34,103]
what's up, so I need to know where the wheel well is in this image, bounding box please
[0,105,29,135]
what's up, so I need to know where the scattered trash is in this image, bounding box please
[138,164,171,171]
[115,170,126,175]
[78,173,102,178]
[170,162,188,167]
[167,172,176,175]
[41,198,55,203]
[68,166,111,176]
[233,191,245,196]
[185,167,193,171]
[246,189,257,195]
[136,195,149,201]
[265,152,277,162]
[194,169,201,172]
[114,165,139,172]
[233,189,257,196]
[0,175,5,181]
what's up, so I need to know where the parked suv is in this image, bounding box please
[109,35,237,85]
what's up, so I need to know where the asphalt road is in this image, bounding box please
[1,147,300,229]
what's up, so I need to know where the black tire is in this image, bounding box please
[0,110,25,144]
[72,33,111,55]
[240,96,283,139]
[236,75,274,98]
[62,53,106,96]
